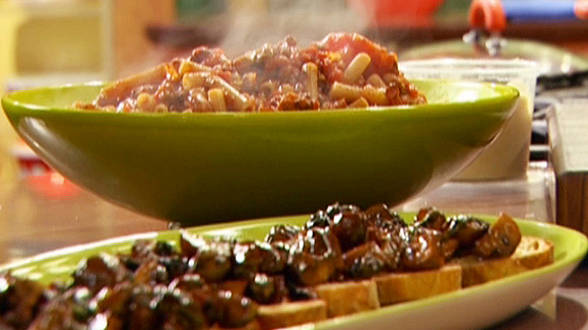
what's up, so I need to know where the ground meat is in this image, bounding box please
[79,33,426,113]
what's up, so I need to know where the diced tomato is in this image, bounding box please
[319,33,399,78]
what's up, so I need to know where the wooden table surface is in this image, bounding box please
[0,160,585,329]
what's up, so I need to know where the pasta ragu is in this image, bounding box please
[76,33,426,113]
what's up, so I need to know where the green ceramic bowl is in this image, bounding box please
[1,80,518,225]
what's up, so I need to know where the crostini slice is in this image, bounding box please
[374,264,462,305]
[453,236,554,287]
[315,279,380,317]
[256,299,327,329]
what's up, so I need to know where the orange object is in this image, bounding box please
[576,0,588,19]
[469,0,507,33]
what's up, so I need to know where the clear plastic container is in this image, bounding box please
[400,59,539,181]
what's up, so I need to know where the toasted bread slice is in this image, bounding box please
[373,264,462,305]
[256,299,326,329]
[315,279,380,317]
[252,236,552,328]
[454,236,554,287]
[212,320,261,330]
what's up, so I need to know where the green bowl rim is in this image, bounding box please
[1,80,520,120]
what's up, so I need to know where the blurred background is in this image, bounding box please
[2,0,588,91]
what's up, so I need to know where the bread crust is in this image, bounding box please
[374,264,462,305]
[212,320,261,330]
[453,236,554,287]
[315,279,380,317]
[256,299,327,329]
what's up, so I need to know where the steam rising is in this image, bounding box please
[220,1,368,56]
[117,1,370,78]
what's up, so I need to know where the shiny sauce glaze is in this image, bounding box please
[0,203,520,329]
